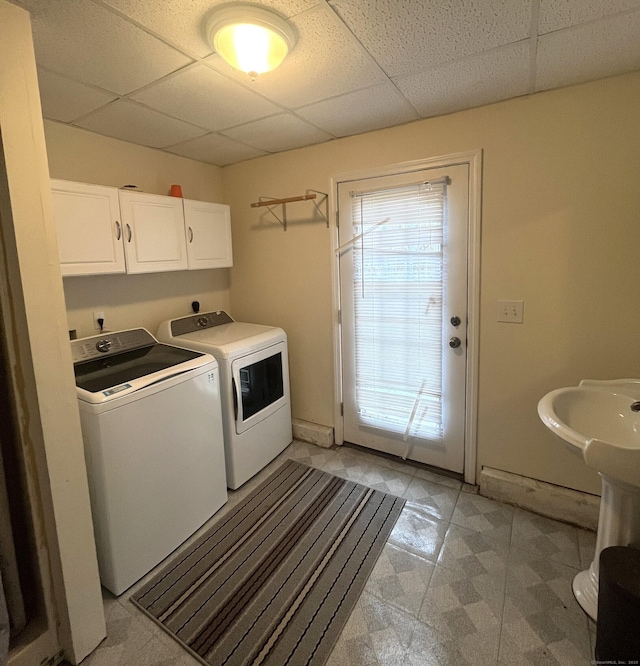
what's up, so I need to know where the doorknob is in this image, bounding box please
[449,337,462,349]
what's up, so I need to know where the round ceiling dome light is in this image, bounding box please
[206,3,297,80]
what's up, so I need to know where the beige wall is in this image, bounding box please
[223,71,640,496]
[44,121,224,201]
[62,271,230,339]
[44,121,231,338]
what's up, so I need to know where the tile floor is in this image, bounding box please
[80,440,597,665]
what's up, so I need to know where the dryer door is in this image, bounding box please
[231,341,290,434]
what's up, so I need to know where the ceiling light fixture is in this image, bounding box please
[206,3,297,81]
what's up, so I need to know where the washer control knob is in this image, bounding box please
[96,339,111,353]
[197,316,209,327]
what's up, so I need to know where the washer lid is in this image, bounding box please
[72,328,214,402]
[74,343,204,393]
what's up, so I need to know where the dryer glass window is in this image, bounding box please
[239,352,284,420]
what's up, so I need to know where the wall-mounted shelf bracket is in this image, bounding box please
[250,189,328,231]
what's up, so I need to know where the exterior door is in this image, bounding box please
[338,164,469,473]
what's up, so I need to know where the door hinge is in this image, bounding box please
[337,309,342,324]
[340,402,344,416]
[336,210,339,228]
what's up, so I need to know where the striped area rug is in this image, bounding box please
[132,459,405,666]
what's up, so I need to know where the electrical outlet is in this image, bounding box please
[497,300,524,323]
[93,310,105,331]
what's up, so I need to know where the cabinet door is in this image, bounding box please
[183,200,233,269]
[51,179,125,276]
[119,191,187,274]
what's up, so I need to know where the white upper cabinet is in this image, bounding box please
[51,180,233,276]
[183,199,233,270]
[51,179,126,276]
[119,191,188,274]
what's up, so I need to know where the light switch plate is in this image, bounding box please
[497,300,524,323]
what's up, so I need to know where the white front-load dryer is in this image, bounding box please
[157,311,292,489]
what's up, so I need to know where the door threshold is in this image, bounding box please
[339,441,464,482]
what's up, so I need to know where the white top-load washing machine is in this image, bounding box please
[72,328,227,595]
[157,311,292,489]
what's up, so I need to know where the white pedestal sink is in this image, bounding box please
[538,379,640,621]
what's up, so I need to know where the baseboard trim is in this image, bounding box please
[479,467,599,531]
[292,419,334,449]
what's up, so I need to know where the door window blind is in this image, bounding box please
[350,181,446,442]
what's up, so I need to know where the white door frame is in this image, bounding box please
[329,150,482,485]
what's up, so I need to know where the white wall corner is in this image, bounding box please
[479,466,600,531]
[292,418,334,448]
[0,3,105,663]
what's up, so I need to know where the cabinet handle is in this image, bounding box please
[115,221,121,240]
[126,224,132,242]
[188,227,194,243]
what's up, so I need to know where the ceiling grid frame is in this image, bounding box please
[9,0,640,165]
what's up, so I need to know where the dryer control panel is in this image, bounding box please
[170,311,235,337]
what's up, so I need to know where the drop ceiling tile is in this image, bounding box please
[538,0,640,34]
[165,133,268,166]
[131,64,281,131]
[394,42,531,118]
[536,9,640,91]
[37,69,117,123]
[327,0,531,78]
[17,0,192,95]
[74,99,207,149]
[101,0,319,58]
[221,114,333,153]
[206,4,387,107]
[296,84,419,137]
